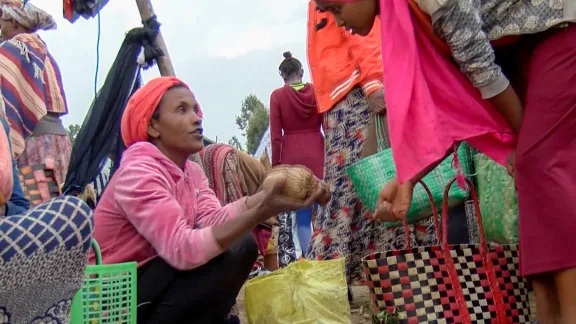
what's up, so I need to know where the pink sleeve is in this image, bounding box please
[0,126,13,201]
[269,91,283,166]
[113,161,224,271]
[194,168,249,227]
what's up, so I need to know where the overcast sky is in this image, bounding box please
[34,0,311,144]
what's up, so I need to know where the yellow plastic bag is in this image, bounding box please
[244,259,351,324]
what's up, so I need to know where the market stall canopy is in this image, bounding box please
[63,0,109,23]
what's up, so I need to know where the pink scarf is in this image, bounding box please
[380,0,515,183]
[330,0,516,183]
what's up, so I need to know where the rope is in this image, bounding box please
[94,0,101,101]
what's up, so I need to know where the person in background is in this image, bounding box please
[316,0,576,321]
[0,1,71,185]
[0,113,93,322]
[270,51,324,264]
[201,143,276,322]
[92,76,330,323]
[201,142,277,274]
[306,1,438,286]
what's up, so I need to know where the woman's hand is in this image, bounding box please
[262,216,278,227]
[373,178,415,222]
[506,150,516,179]
[315,180,331,206]
[367,88,386,115]
[256,179,322,222]
[489,86,523,133]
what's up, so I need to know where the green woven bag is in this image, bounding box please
[474,153,518,244]
[347,116,472,227]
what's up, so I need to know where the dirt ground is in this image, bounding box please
[236,285,373,324]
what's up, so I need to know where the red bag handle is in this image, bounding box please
[441,177,508,324]
[401,180,441,249]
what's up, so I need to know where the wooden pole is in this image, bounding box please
[134,0,204,163]
[135,0,176,77]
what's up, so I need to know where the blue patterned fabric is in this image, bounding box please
[0,196,94,323]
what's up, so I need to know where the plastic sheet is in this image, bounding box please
[244,259,350,324]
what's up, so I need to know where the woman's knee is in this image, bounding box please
[554,267,576,321]
[531,274,560,322]
[2,196,94,256]
[225,234,258,270]
[46,196,94,252]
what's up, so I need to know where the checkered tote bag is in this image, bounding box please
[363,178,532,323]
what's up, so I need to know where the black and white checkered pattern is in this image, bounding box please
[364,244,533,322]
[490,244,532,323]
[451,245,498,322]
[366,246,464,322]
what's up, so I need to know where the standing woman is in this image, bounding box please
[0,1,71,185]
[316,0,576,321]
[269,51,324,263]
[306,0,438,285]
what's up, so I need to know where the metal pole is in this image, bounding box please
[135,0,176,76]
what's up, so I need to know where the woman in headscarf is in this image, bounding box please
[0,0,71,185]
[316,0,576,321]
[201,143,275,274]
[200,143,275,322]
[0,115,93,322]
[93,76,330,323]
[270,51,323,266]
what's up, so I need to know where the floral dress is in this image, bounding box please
[307,88,438,284]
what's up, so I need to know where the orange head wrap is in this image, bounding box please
[120,76,203,147]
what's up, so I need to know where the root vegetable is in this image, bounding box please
[261,165,318,201]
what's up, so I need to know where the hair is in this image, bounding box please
[278,51,303,79]
[315,6,328,30]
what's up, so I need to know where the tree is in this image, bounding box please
[228,136,244,152]
[66,124,81,145]
[235,94,266,136]
[234,94,269,155]
[245,104,269,155]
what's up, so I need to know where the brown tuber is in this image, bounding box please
[261,165,319,201]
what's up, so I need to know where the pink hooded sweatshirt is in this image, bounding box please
[92,142,248,270]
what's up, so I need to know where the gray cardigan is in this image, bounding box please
[417,0,576,98]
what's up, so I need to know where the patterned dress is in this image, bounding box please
[17,134,72,186]
[307,88,437,284]
[422,0,572,98]
[0,196,94,323]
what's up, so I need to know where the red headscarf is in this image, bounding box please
[121,76,203,147]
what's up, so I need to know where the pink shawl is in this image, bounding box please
[331,0,516,183]
[380,0,515,183]
[201,144,272,256]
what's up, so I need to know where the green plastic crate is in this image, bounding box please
[71,239,137,323]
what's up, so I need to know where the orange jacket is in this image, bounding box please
[306,1,383,113]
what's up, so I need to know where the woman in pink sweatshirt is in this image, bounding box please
[92,76,330,323]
